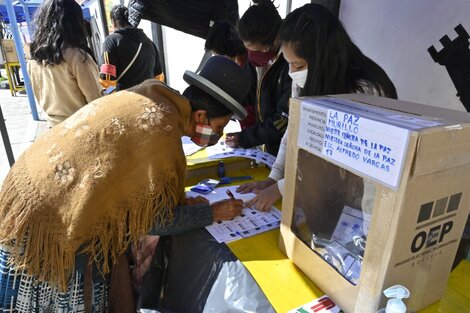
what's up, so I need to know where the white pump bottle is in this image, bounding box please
[382,285,410,313]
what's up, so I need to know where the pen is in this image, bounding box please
[226,189,236,200]
[227,189,248,206]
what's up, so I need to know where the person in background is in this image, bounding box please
[205,20,256,129]
[205,20,248,67]
[102,5,163,90]
[238,3,397,211]
[0,56,249,312]
[27,0,102,127]
[225,0,292,156]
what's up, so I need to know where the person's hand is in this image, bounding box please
[246,183,281,212]
[211,199,243,221]
[183,195,209,206]
[225,132,240,148]
[236,178,276,194]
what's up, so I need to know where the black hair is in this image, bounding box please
[205,20,246,58]
[239,0,282,46]
[110,5,132,28]
[30,0,92,65]
[280,4,397,99]
[183,85,232,118]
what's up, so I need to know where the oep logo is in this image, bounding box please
[411,193,462,253]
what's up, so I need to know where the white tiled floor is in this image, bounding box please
[0,89,47,185]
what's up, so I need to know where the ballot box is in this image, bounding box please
[279,94,470,312]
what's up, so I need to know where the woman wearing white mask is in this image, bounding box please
[237,3,397,211]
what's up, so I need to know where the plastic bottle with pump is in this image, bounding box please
[377,285,410,313]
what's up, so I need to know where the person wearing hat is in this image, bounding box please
[0,56,251,312]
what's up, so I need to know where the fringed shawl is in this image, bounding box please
[0,80,190,289]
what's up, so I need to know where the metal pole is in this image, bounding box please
[0,106,15,166]
[195,50,212,74]
[17,0,35,38]
[98,0,109,37]
[5,0,39,121]
[286,0,292,16]
[151,22,168,82]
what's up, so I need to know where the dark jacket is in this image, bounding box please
[103,28,162,90]
[238,54,292,156]
[128,0,239,39]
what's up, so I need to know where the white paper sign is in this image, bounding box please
[298,101,410,189]
[316,97,445,130]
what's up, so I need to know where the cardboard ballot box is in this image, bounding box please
[279,94,470,313]
[0,39,19,63]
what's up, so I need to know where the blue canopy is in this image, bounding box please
[0,3,36,23]
[0,0,90,23]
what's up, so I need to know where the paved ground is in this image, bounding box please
[0,88,47,185]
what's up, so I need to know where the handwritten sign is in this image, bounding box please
[298,101,410,189]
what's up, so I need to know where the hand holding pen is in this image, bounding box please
[226,189,236,200]
[210,189,243,221]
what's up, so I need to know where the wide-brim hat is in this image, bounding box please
[183,56,251,120]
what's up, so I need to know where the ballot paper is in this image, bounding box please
[186,186,282,243]
[205,140,234,156]
[182,136,203,156]
[208,148,276,167]
[182,136,234,157]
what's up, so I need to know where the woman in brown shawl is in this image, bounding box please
[0,56,251,312]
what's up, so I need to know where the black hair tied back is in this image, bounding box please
[110,4,130,26]
[239,0,282,45]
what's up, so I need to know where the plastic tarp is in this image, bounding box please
[139,228,274,313]
[203,261,275,313]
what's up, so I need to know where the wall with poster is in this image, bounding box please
[339,0,470,112]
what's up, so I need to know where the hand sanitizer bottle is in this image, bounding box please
[382,285,410,313]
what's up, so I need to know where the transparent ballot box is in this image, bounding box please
[279,94,470,313]
[292,150,374,285]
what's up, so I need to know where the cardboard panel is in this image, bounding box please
[280,95,470,313]
[0,40,19,63]
[412,125,470,176]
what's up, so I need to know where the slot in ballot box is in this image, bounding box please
[279,94,470,312]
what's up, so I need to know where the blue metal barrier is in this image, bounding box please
[4,0,39,121]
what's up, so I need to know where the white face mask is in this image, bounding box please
[288,68,308,89]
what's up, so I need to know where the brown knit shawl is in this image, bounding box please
[0,80,190,289]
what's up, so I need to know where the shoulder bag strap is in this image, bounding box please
[116,42,143,82]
